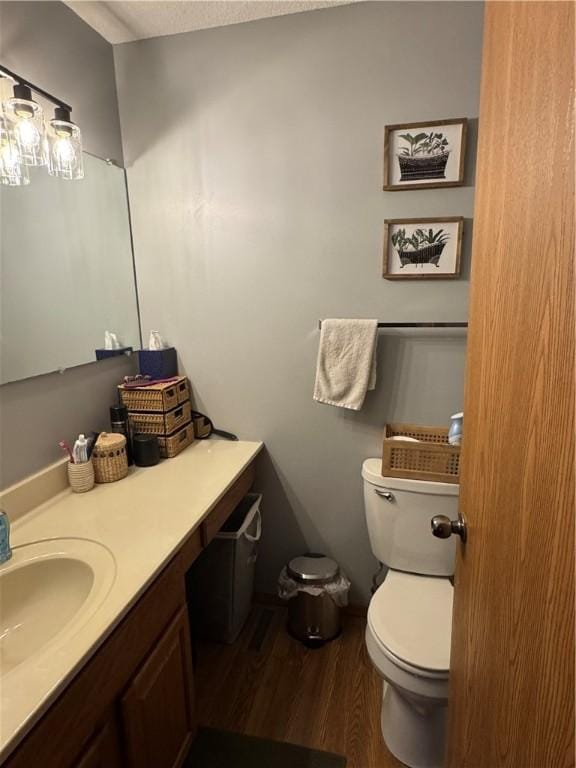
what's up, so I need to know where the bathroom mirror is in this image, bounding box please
[0,152,141,384]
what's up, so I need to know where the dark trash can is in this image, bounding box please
[278,554,350,647]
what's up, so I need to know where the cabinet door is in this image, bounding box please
[122,608,196,768]
[74,720,122,768]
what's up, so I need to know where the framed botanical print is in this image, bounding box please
[383,118,467,190]
[383,217,464,280]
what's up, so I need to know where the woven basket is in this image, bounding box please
[382,423,460,484]
[397,151,450,181]
[158,422,194,458]
[192,413,212,439]
[118,377,188,413]
[176,378,189,404]
[128,402,191,436]
[92,432,129,483]
[68,460,95,493]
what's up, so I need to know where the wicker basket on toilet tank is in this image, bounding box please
[381,423,460,484]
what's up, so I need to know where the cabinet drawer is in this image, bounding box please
[178,527,203,573]
[201,463,255,547]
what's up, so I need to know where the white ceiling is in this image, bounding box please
[64,1,357,44]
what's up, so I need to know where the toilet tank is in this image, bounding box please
[362,458,459,577]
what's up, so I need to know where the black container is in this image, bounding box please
[133,434,160,467]
[110,404,133,465]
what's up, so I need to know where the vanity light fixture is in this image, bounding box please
[0,65,84,182]
[0,115,29,186]
[3,82,47,166]
[46,106,84,180]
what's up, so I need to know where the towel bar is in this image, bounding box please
[317,321,468,330]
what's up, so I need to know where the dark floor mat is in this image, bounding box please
[185,727,347,768]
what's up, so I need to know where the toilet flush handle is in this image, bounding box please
[431,513,467,543]
[374,488,395,502]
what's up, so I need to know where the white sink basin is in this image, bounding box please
[0,539,116,675]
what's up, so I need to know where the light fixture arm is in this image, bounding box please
[0,64,72,114]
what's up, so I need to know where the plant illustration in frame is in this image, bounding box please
[383,119,467,190]
[384,218,464,279]
[397,131,450,182]
[390,227,450,267]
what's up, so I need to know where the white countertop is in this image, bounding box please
[0,439,263,762]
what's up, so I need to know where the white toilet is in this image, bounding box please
[362,458,459,768]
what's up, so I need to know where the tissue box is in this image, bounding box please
[138,347,178,379]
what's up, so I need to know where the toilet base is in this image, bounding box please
[381,682,447,768]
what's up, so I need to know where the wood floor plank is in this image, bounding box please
[310,624,347,753]
[195,605,403,768]
[248,609,307,741]
[319,617,360,757]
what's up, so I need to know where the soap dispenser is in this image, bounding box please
[0,509,12,564]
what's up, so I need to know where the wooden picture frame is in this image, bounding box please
[383,217,464,280]
[383,118,468,191]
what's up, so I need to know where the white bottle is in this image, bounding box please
[448,413,463,445]
[73,434,88,464]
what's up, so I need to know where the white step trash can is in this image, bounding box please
[189,493,262,643]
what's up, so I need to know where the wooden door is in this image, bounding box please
[74,720,123,768]
[122,608,196,768]
[446,3,575,767]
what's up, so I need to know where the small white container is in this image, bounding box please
[67,460,95,493]
[448,412,463,445]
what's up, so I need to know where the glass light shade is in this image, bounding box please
[46,119,84,180]
[0,76,15,103]
[0,116,29,186]
[3,96,47,166]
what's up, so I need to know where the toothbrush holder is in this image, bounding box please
[68,460,95,493]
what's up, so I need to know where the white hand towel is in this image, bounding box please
[313,319,378,410]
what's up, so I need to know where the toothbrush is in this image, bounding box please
[59,441,74,463]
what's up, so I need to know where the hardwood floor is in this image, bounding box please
[194,604,403,768]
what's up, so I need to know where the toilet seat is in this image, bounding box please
[368,570,453,678]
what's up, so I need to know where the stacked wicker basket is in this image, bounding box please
[118,376,194,458]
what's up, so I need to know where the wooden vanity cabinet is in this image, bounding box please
[4,460,256,768]
[74,608,195,768]
[122,608,195,768]
[74,719,123,768]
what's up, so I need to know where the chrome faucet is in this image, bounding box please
[0,509,12,564]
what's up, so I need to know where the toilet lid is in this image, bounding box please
[368,571,453,673]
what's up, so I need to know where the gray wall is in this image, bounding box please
[116,1,483,604]
[0,1,135,488]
